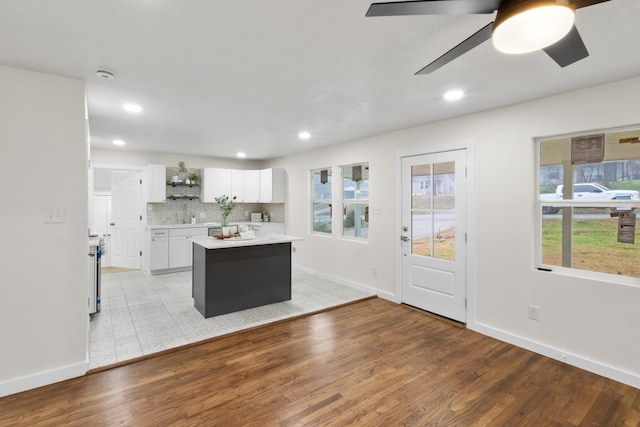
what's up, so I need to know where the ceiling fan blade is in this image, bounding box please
[366,0,501,17]
[543,25,589,67]
[416,22,493,75]
[573,0,610,9]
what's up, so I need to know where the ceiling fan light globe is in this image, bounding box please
[493,3,575,54]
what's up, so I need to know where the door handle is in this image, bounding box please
[109,222,115,226]
[401,236,410,242]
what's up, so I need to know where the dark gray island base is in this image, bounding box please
[192,239,294,318]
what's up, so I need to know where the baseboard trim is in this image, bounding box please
[292,263,395,302]
[0,361,89,398]
[469,321,640,390]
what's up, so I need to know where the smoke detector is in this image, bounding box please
[96,69,115,80]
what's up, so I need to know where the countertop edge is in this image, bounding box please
[191,234,302,249]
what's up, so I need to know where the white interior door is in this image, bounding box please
[401,150,467,322]
[111,171,142,269]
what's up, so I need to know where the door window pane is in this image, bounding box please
[411,209,431,256]
[411,162,456,261]
[412,164,432,256]
[433,162,456,261]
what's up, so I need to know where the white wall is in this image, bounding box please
[268,75,640,388]
[0,65,88,396]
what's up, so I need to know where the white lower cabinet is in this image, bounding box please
[168,227,208,269]
[150,229,169,270]
[150,227,207,273]
[169,235,191,268]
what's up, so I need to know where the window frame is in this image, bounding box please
[535,125,640,285]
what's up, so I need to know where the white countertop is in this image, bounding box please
[147,221,283,230]
[191,233,302,249]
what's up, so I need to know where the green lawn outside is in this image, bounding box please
[542,217,640,277]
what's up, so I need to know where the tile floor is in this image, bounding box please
[89,267,374,369]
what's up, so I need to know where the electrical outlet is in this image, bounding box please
[528,305,540,320]
[372,267,377,277]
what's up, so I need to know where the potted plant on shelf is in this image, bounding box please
[187,173,199,185]
[215,195,237,233]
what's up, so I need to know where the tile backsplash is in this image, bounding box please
[147,199,285,226]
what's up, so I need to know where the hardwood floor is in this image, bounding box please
[2,298,639,426]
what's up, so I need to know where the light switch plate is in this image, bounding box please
[44,207,65,224]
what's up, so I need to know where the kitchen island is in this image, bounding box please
[191,234,302,318]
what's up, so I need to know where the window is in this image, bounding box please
[537,127,640,279]
[311,168,332,234]
[342,163,369,239]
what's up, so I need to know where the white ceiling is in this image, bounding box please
[1,0,639,160]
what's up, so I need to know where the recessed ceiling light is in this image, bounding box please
[298,131,311,140]
[123,103,142,113]
[236,152,246,158]
[112,139,126,146]
[443,90,465,101]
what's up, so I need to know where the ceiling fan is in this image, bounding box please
[366,0,611,74]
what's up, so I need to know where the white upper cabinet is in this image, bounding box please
[243,170,260,203]
[231,169,245,202]
[259,168,285,203]
[202,168,232,203]
[202,167,284,203]
[147,164,166,203]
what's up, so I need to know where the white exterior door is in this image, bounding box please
[401,150,467,322]
[111,171,142,269]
